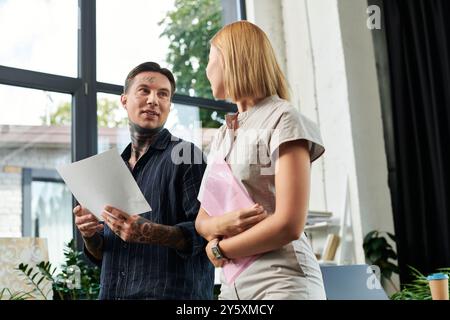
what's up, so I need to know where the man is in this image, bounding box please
[73,62,214,300]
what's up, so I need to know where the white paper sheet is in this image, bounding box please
[56,148,151,220]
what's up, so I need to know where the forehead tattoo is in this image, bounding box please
[142,76,156,83]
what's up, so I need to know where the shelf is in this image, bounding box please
[304,221,340,231]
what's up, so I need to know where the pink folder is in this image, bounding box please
[198,156,260,285]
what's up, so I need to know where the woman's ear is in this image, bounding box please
[120,94,127,110]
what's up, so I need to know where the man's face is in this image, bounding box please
[121,71,172,129]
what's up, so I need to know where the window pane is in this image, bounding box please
[96,0,175,86]
[166,103,224,154]
[0,85,71,126]
[96,0,223,100]
[0,0,77,77]
[0,84,72,269]
[31,180,72,270]
[160,0,223,99]
[97,93,130,154]
[97,92,223,155]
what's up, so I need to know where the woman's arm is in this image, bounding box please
[217,139,311,259]
[195,208,222,241]
[195,205,268,242]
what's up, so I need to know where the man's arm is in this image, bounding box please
[83,233,104,261]
[101,144,205,255]
[101,207,189,251]
[128,216,189,251]
[73,205,104,264]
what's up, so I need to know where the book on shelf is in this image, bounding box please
[305,221,330,229]
[306,210,334,226]
[321,234,340,261]
[308,210,333,218]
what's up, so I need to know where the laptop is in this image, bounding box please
[320,264,389,300]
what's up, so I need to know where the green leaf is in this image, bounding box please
[17,263,27,272]
[386,232,396,242]
[373,237,388,250]
[386,249,397,259]
[37,276,45,286]
[407,265,426,279]
[369,251,383,263]
[363,230,378,244]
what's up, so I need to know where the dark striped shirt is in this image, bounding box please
[84,128,214,300]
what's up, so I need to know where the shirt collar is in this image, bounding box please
[225,95,278,129]
[149,128,172,150]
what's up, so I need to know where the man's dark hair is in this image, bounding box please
[124,62,176,99]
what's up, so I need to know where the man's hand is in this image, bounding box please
[73,205,103,238]
[101,205,149,242]
[206,238,228,268]
[218,203,268,237]
[101,205,189,251]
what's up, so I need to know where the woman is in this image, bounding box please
[195,20,326,300]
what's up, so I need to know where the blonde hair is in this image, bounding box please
[211,20,290,102]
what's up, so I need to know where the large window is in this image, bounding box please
[0,85,72,268]
[0,0,244,263]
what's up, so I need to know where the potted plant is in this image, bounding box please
[391,266,450,300]
[5,240,100,300]
[363,230,399,292]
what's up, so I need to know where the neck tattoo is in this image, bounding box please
[129,121,163,163]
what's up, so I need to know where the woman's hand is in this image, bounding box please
[218,204,268,237]
[206,238,229,268]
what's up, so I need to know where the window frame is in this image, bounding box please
[21,168,67,237]
[0,0,245,250]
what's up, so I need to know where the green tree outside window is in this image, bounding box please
[159,0,227,128]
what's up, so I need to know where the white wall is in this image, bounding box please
[337,0,395,237]
[245,0,287,74]
[245,0,395,269]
